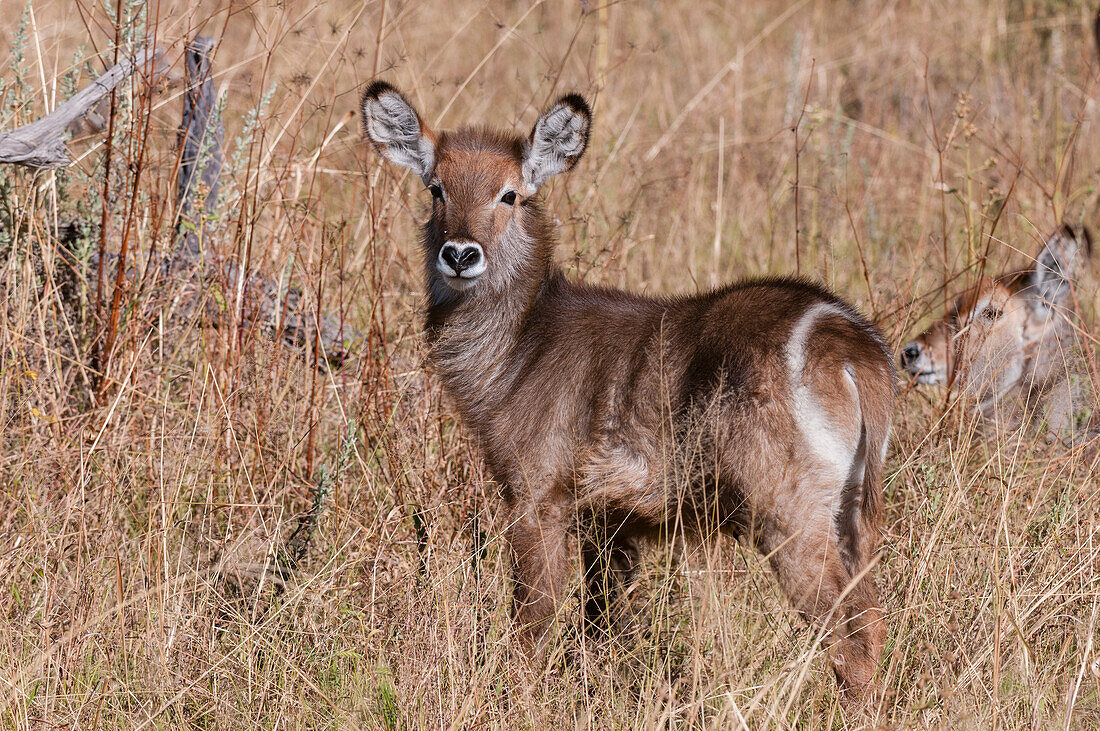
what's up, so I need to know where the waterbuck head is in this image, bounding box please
[900,226,1093,408]
[361,81,590,302]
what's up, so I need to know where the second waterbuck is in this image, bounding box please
[900,226,1094,440]
[362,82,895,703]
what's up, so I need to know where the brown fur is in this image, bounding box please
[361,82,896,705]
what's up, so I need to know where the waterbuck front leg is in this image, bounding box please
[506,493,573,648]
[581,518,639,637]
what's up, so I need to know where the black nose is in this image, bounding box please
[900,343,921,368]
[441,243,481,274]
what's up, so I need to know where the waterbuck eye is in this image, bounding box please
[981,306,1002,321]
[500,190,517,206]
[428,184,443,200]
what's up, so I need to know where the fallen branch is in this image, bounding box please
[0,47,157,168]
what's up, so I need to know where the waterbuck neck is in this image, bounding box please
[422,200,556,409]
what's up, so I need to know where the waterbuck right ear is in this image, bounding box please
[1030,225,1090,312]
[361,81,436,183]
[522,94,591,194]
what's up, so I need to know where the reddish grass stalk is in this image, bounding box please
[93,9,124,398]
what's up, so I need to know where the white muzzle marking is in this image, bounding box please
[438,241,486,289]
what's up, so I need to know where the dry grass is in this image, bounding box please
[2,0,1100,727]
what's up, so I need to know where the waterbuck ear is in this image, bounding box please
[1031,225,1088,312]
[361,80,436,183]
[522,94,591,194]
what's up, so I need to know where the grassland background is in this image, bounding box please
[1,0,1099,727]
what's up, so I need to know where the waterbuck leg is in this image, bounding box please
[762,521,885,707]
[582,526,639,637]
[507,498,572,645]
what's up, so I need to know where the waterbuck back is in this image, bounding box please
[361,80,895,707]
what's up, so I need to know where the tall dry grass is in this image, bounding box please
[1,0,1099,727]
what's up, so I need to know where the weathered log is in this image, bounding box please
[46,37,355,368]
[165,36,353,366]
[63,244,354,368]
[0,47,157,168]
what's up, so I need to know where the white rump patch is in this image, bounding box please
[363,91,435,182]
[785,303,860,483]
[522,102,589,193]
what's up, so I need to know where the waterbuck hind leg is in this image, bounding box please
[581,526,640,637]
[507,498,573,648]
[839,573,887,700]
[763,521,885,708]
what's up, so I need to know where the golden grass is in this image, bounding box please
[1,0,1099,727]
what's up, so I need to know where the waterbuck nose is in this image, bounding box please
[900,342,922,369]
[440,242,482,276]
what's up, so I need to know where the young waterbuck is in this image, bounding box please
[900,226,1095,439]
[361,81,895,703]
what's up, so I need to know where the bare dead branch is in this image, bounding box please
[175,36,223,258]
[0,47,157,169]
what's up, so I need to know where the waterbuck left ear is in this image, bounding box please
[522,94,591,194]
[1031,225,1089,312]
[361,80,436,184]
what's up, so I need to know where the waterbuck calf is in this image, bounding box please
[901,226,1094,439]
[361,81,895,702]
